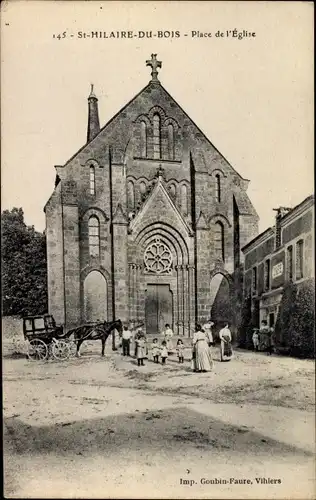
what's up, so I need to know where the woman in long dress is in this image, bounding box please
[219,323,233,361]
[192,324,213,372]
[161,324,174,354]
[202,318,214,345]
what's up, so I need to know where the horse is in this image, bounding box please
[68,319,123,357]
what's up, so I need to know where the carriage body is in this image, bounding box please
[22,314,70,361]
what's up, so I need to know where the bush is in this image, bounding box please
[288,279,315,358]
[275,279,315,358]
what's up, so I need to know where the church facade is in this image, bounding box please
[44,55,259,335]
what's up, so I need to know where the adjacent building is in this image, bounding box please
[242,195,314,328]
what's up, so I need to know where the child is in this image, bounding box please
[252,329,259,351]
[160,340,168,365]
[176,339,185,363]
[151,338,160,363]
[136,335,146,366]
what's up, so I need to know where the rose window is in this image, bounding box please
[144,238,173,274]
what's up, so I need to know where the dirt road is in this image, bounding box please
[3,329,315,499]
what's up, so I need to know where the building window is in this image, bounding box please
[296,239,304,280]
[264,259,271,291]
[214,221,225,262]
[90,166,95,196]
[215,174,221,202]
[286,245,293,281]
[252,266,257,295]
[153,113,161,159]
[167,123,174,160]
[127,180,135,209]
[140,121,147,158]
[88,216,100,257]
[180,184,188,216]
[169,183,176,199]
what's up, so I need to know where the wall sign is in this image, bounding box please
[272,262,284,279]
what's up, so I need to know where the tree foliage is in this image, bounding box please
[274,279,315,358]
[2,208,48,317]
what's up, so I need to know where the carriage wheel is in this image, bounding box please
[28,339,48,361]
[52,340,70,361]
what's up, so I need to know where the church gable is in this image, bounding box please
[58,55,248,185]
[129,171,193,238]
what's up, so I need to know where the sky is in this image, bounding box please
[1,1,314,234]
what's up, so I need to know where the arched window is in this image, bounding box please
[153,114,161,159]
[168,123,174,160]
[90,165,96,196]
[88,216,100,257]
[169,183,176,199]
[140,121,147,158]
[215,174,221,202]
[214,221,225,261]
[127,180,135,209]
[139,181,146,194]
[181,184,188,216]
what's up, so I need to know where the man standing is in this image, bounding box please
[122,325,132,356]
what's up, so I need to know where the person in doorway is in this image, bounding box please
[151,338,160,363]
[160,340,168,365]
[136,334,146,366]
[192,324,213,372]
[252,328,260,352]
[219,323,233,361]
[161,324,174,354]
[121,325,132,356]
[176,339,185,363]
[202,318,215,346]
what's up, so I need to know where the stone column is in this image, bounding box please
[128,263,134,321]
[187,265,196,337]
[182,265,188,337]
[175,265,182,336]
[135,263,141,323]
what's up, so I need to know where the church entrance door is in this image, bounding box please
[145,284,173,335]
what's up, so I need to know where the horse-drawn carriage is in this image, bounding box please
[23,314,123,361]
[23,314,72,361]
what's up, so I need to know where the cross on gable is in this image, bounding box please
[146,54,162,82]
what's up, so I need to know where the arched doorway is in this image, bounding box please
[210,273,233,336]
[84,270,108,322]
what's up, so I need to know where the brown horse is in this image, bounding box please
[68,319,123,357]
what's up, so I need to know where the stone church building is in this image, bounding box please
[44,55,259,336]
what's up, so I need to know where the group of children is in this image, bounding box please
[125,324,185,367]
[150,337,185,365]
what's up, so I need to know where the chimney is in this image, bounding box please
[87,84,100,142]
[273,206,292,249]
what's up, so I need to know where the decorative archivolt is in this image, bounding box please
[208,213,231,228]
[163,116,180,131]
[134,114,151,126]
[83,158,101,169]
[147,105,167,122]
[80,265,111,283]
[210,168,227,178]
[81,207,109,224]
[134,222,191,267]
